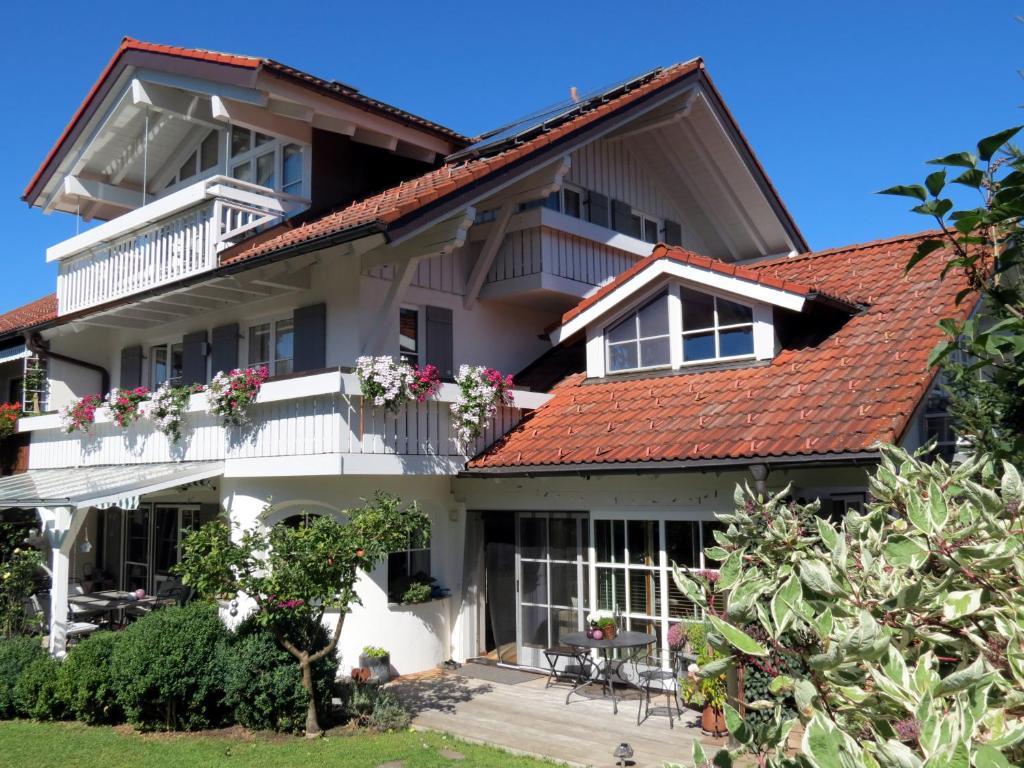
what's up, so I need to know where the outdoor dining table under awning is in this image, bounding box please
[68,590,159,622]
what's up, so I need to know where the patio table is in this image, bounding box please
[562,630,656,714]
[67,590,158,625]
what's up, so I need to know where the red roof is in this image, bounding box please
[470,231,967,470]
[558,244,813,330]
[24,37,464,204]
[0,295,58,336]
[220,60,714,267]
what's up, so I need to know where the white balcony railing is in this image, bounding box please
[51,176,308,316]
[18,370,550,475]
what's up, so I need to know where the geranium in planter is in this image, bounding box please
[356,356,441,411]
[59,394,102,434]
[206,366,268,426]
[407,364,440,402]
[450,365,514,448]
[102,386,150,428]
[0,403,21,441]
[144,382,199,443]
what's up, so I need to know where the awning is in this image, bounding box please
[0,344,28,365]
[0,461,223,510]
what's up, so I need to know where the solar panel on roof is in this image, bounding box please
[446,66,664,162]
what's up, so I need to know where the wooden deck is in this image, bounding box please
[390,667,725,768]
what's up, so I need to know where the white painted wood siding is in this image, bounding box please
[487,227,643,287]
[364,247,468,296]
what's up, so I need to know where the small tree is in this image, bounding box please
[174,492,428,737]
[881,127,1024,464]
[672,445,1024,768]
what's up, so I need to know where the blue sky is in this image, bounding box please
[0,1,1019,312]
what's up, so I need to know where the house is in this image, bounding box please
[0,38,960,671]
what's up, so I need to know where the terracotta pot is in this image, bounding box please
[602,624,617,640]
[701,705,728,737]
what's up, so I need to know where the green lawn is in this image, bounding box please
[0,721,556,768]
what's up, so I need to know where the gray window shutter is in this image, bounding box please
[664,219,683,247]
[293,303,326,372]
[119,346,143,389]
[612,199,640,238]
[181,330,208,385]
[587,191,609,228]
[425,305,454,380]
[210,323,239,375]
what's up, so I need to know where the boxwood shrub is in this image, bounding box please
[222,614,337,733]
[13,655,64,720]
[111,601,230,730]
[57,631,122,724]
[0,636,46,718]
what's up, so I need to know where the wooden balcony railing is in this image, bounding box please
[51,177,307,316]
[18,370,550,475]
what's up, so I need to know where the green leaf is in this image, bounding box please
[935,655,989,696]
[974,744,1011,768]
[941,589,982,621]
[802,713,843,767]
[1001,461,1023,511]
[717,550,742,590]
[816,516,839,549]
[884,535,930,570]
[707,614,768,656]
[925,169,946,197]
[770,574,801,636]
[906,239,946,272]
[691,740,709,766]
[951,168,985,188]
[977,126,1022,161]
[878,184,928,201]
[927,480,949,531]
[927,151,977,168]
[799,559,838,596]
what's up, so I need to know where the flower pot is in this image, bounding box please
[701,705,728,737]
[359,653,391,683]
[602,624,617,640]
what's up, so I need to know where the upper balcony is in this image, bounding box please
[51,176,307,316]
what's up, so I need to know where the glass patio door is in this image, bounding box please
[123,506,151,592]
[516,513,588,670]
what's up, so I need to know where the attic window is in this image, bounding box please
[680,287,754,362]
[605,290,671,372]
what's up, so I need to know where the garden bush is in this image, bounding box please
[368,687,411,732]
[0,636,45,718]
[57,631,122,724]
[112,601,230,730]
[13,655,64,720]
[222,614,337,733]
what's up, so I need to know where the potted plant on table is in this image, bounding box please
[680,622,728,736]
[359,645,391,683]
[585,610,617,640]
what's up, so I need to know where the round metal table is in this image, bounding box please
[562,630,656,714]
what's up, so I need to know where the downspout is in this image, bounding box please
[25,332,110,396]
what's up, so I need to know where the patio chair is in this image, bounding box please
[124,585,193,620]
[543,645,590,689]
[630,651,685,728]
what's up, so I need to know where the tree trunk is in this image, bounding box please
[300,654,321,737]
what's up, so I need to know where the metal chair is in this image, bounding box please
[543,645,590,689]
[631,650,685,728]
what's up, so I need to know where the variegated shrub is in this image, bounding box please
[672,445,1024,768]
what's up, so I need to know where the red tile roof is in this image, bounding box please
[220,60,709,266]
[24,37,464,203]
[558,245,813,330]
[470,231,967,470]
[0,295,58,336]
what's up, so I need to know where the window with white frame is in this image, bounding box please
[605,291,671,373]
[924,393,956,462]
[162,130,220,191]
[247,318,294,375]
[229,126,305,196]
[388,525,431,602]
[561,184,584,219]
[399,307,421,367]
[633,209,661,244]
[680,286,754,363]
[151,342,184,386]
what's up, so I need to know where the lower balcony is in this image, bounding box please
[18,370,549,476]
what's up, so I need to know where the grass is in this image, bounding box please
[0,720,558,768]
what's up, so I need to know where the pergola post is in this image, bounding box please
[36,505,84,656]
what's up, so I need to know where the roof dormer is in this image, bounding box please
[549,245,832,379]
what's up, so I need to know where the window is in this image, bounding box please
[680,287,754,363]
[162,130,220,190]
[561,185,583,219]
[924,393,956,462]
[399,307,420,367]
[388,526,431,602]
[229,127,306,196]
[248,318,293,375]
[151,342,183,386]
[605,291,671,372]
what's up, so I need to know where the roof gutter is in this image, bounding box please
[459,450,882,478]
[26,332,109,394]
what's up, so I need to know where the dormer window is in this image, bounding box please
[680,287,754,362]
[605,291,671,372]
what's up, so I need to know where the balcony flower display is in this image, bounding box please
[355,356,440,412]
[450,365,514,448]
[102,386,150,428]
[0,403,21,440]
[206,366,268,426]
[143,382,199,444]
[60,394,102,434]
